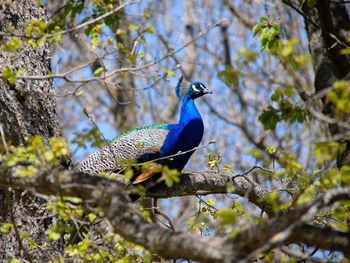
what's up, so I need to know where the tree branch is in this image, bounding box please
[0,1,137,40]
[16,19,225,83]
[0,166,349,261]
[0,167,233,262]
[147,170,273,215]
[289,224,350,258]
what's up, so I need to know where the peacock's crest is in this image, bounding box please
[175,75,192,98]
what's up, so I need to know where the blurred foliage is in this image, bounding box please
[258,103,310,131]
[0,136,69,177]
[258,39,312,130]
[328,81,350,116]
[72,127,106,149]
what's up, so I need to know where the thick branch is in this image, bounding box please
[289,224,350,258]
[233,187,350,260]
[222,0,255,28]
[0,167,234,262]
[148,171,273,215]
[1,166,350,260]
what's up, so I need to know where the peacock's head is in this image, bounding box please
[175,76,212,99]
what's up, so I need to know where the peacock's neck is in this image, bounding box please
[179,95,202,126]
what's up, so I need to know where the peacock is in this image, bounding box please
[76,76,212,185]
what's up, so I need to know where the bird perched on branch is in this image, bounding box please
[77,76,212,185]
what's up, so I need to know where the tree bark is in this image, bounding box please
[298,0,350,166]
[0,1,68,260]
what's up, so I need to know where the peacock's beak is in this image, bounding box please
[203,88,213,94]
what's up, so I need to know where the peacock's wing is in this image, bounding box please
[76,124,170,175]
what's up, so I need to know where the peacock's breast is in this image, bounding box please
[177,118,204,152]
[160,118,204,170]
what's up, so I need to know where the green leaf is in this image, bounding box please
[1,36,22,51]
[252,23,264,37]
[205,199,216,207]
[187,217,208,234]
[50,137,69,157]
[214,209,237,225]
[0,223,13,233]
[128,24,139,31]
[63,196,82,204]
[245,149,264,160]
[87,213,97,223]
[45,227,61,240]
[327,80,350,114]
[27,239,37,250]
[162,68,175,76]
[261,191,282,212]
[80,16,90,24]
[224,164,233,173]
[17,165,38,177]
[307,0,317,7]
[163,167,180,187]
[258,106,280,130]
[43,150,55,162]
[93,66,104,76]
[259,17,269,23]
[313,142,345,166]
[253,19,283,53]
[107,38,114,45]
[296,185,317,205]
[266,146,276,155]
[218,66,239,85]
[340,48,350,55]
[91,37,99,49]
[144,12,151,20]
[145,25,154,33]
[2,66,17,85]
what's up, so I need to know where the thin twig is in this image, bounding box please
[280,246,326,263]
[307,105,350,130]
[82,109,118,163]
[16,19,226,82]
[0,124,9,154]
[134,140,217,166]
[153,203,176,231]
[234,165,274,177]
[0,1,137,39]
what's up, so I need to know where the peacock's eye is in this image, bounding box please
[192,84,200,92]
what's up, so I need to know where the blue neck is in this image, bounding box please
[159,93,204,170]
[179,95,202,125]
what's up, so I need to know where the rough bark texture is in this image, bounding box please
[0,1,67,260]
[300,0,350,166]
[0,3,61,145]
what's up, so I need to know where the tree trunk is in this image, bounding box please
[301,0,350,167]
[111,12,138,133]
[0,0,68,260]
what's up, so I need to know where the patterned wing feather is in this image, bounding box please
[76,125,169,175]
